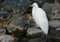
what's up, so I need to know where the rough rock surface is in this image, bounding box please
[0,0,60,42]
[42,3,60,42]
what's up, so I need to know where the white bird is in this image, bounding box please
[30,3,49,35]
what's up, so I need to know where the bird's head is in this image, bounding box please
[29,3,38,8]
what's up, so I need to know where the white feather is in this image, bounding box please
[32,3,49,34]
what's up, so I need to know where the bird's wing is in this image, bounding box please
[32,8,49,34]
[38,8,47,17]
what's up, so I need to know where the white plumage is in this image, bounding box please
[31,3,49,35]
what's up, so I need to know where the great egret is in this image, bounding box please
[30,3,49,35]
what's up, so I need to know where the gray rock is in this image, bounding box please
[28,38,40,42]
[0,29,5,35]
[56,27,60,30]
[27,28,42,35]
[42,3,52,14]
[49,20,60,27]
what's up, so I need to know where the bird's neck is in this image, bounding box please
[34,5,38,8]
[33,6,38,10]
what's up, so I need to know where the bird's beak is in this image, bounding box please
[29,5,33,7]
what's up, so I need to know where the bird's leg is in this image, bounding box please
[40,32,48,42]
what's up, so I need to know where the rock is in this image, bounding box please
[42,3,60,20]
[46,0,55,3]
[0,0,4,4]
[28,38,40,42]
[49,28,60,40]
[42,3,53,20]
[0,0,60,42]
[27,28,42,35]
[56,27,60,30]
[0,29,5,35]
[57,0,60,4]
[49,20,60,27]
[51,5,60,20]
